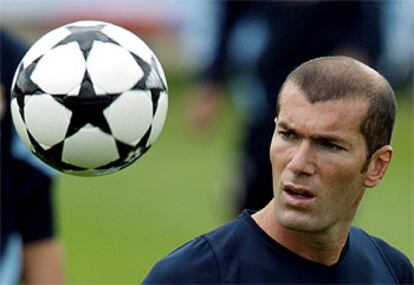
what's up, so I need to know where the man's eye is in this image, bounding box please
[320,141,344,151]
[278,131,295,140]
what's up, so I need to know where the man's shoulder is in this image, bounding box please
[143,218,244,284]
[143,236,220,283]
[350,227,414,283]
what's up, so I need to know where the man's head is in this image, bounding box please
[276,56,396,165]
[269,56,396,234]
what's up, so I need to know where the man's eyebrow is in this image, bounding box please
[277,121,294,131]
[312,134,348,145]
[277,121,349,145]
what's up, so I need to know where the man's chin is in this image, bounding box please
[276,213,324,233]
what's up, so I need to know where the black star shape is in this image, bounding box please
[55,24,118,58]
[57,71,120,138]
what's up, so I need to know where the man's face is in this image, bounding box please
[270,83,370,234]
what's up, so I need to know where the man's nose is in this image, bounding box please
[287,141,316,176]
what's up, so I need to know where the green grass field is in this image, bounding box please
[55,74,413,284]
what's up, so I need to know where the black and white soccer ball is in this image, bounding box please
[10,20,168,176]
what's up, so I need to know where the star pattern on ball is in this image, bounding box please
[10,21,169,176]
[56,24,117,57]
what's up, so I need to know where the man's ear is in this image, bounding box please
[363,145,393,188]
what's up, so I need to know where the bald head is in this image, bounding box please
[276,56,396,159]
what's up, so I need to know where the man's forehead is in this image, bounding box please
[279,81,369,109]
[277,84,369,136]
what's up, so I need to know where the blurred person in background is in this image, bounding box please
[377,0,414,87]
[184,0,382,214]
[1,29,64,285]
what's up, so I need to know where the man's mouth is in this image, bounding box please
[283,184,315,199]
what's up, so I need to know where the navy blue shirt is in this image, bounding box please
[143,210,413,284]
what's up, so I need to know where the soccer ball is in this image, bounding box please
[10,20,168,176]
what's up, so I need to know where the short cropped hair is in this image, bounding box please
[276,56,396,160]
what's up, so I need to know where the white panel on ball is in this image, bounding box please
[62,124,119,169]
[21,27,71,68]
[24,94,72,150]
[10,98,34,151]
[92,84,107,96]
[104,90,153,146]
[31,42,86,94]
[102,24,154,64]
[68,85,81,96]
[87,41,143,94]
[148,91,168,145]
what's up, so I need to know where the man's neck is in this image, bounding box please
[252,202,349,266]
